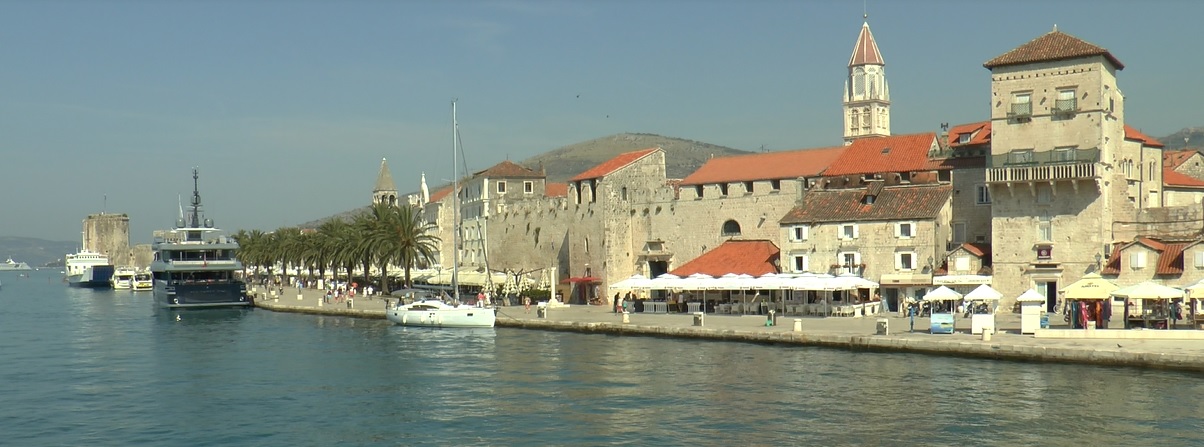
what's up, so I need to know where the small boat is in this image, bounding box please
[386,298,496,328]
[132,272,153,291]
[111,268,136,290]
[0,257,32,271]
[385,101,494,329]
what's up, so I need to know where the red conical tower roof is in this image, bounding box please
[848,22,884,67]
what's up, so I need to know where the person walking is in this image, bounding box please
[523,296,532,314]
[908,301,917,332]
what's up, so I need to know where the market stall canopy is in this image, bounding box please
[827,273,879,290]
[610,274,652,290]
[679,273,715,289]
[648,273,684,290]
[1059,273,1118,300]
[964,284,1003,301]
[924,285,963,301]
[1187,279,1204,300]
[1111,281,1184,300]
[1016,289,1047,302]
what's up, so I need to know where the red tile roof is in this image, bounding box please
[1164,170,1204,188]
[678,146,845,186]
[1157,243,1186,276]
[849,22,884,67]
[1164,149,1196,169]
[474,160,544,179]
[428,185,454,204]
[984,29,1124,70]
[947,121,991,148]
[569,148,659,182]
[1102,238,1192,276]
[823,133,941,176]
[544,182,568,197]
[954,242,991,258]
[1101,244,1122,275]
[780,184,952,224]
[669,240,780,277]
[1124,125,1164,148]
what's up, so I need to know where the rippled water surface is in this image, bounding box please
[2,269,1202,446]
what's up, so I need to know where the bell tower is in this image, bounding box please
[843,20,891,144]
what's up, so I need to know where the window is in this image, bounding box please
[770,179,781,191]
[1008,149,1035,165]
[1055,88,1077,115]
[954,256,971,272]
[524,181,534,194]
[862,107,871,128]
[896,252,915,271]
[694,185,703,199]
[790,225,809,242]
[957,133,971,144]
[896,222,914,239]
[1010,92,1032,119]
[839,252,861,275]
[620,187,628,201]
[497,181,506,194]
[719,183,729,196]
[953,222,967,244]
[840,224,859,240]
[1038,215,1052,241]
[1130,251,1147,269]
[976,185,991,205]
[850,110,860,130]
[721,220,741,236]
[1037,185,1052,204]
[744,181,753,194]
[1052,146,1077,162]
[1195,251,1204,269]
[792,255,809,273]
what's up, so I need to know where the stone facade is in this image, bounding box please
[83,213,131,267]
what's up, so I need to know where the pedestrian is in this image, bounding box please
[908,301,916,332]
[523,295,531,314]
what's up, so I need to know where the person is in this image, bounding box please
[617,293,625,314]
[523,295,531,314]
[908,301,916,332]
[613,293,621,313]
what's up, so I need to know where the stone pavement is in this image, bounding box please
[252,286,1204,372]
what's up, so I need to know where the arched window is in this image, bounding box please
[721,220,741,236]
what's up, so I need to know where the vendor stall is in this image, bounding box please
[924,286,962,334]
[1016,289,1047,334]
[1058,273,1118,329]
[1112,281,1184,330]
[963,284,1002,335]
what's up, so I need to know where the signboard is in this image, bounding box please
[930,313,955,334]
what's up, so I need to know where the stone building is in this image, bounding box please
[372,158,398,207]
[844,21,891,144]
[83,213,131,267]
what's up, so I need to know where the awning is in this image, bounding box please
[932,274,992,286]
[879,273,933,286]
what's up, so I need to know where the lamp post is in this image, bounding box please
[1094,253,1103,271]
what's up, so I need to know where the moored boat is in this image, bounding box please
[132,272,153,291]
[111,268,136,289]
[0,257,32,271]
[386,298,496,328]
[150,169,249,308]
[65,250,114,288]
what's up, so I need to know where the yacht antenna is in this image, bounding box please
[451,100,460,303]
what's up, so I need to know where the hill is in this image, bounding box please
[0,236,79,267]
[521,133,751,182]
[297,133,750,229]
[1159,127,1204,150]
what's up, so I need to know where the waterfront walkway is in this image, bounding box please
[252,286,1204,372]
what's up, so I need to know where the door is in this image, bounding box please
[1041,281,1058,313]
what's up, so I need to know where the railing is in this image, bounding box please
[989,148,1100,169]
[987,162,1098,183]
[1008,102,1032,119]
[169,260,239,266]
[1053,98,1077,115]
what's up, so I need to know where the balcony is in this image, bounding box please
[1008,102,1032,121]
[987,148,1100,183]
[1052,98,1077,116]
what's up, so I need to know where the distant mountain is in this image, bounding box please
[1159,127,1204,150]
[296,133,751,229]
[0,236,79,267]
[521,133,752,182]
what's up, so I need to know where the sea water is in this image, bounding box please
[1,268,1202,446]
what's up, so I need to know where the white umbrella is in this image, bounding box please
[1016,289,1047,302]
[1111,281,1185,300]
[964,284,1003,301]
[610,274,652,290]
[924,285,963,301]
[648,273,683,290]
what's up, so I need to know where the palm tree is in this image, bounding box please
[362,203,439,294]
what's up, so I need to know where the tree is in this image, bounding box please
[362,203,439,294]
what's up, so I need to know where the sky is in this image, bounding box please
[3,0,1203,244]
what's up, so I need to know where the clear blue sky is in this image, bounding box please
[2,0,1201,244]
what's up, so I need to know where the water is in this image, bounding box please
[2,269,1203,446]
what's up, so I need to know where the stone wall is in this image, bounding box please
[84,213,131,267]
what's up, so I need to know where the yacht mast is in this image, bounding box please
[452,100,460,302]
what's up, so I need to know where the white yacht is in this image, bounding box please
[132,272,153,291]
[0,257,32,271]
[386,298,496,328]
[111,268,136,290]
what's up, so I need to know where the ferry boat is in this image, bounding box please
[65,249,114,288]
[132,272,153,291]
[150,169,249,309]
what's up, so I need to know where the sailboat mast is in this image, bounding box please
[451,100,460,302]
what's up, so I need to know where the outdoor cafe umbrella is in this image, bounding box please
[1059,272,1118,300]
[610,274,653,290]
[1111,281,1184,300]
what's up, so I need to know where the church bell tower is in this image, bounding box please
[843,20,891,144]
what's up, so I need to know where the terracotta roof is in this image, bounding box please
[983,29,1124,70]
[474,160,544,179]
[678,146,845,186]
[848,22,885,67]
[544,182,568,197]
[947,121,991,148]
[668,240,780,277]
[1101,244,1122,275]
[823,133,941,176]
[1123,125,1164,148]
[954,242,991,258]
[428,185,454,204]
[1102,238,1191,276]
[780,184,952,224]
[1157,243,1186,276]
[1164,149,1196,169]
[1164,170,1204,188]
[569,148,659,182]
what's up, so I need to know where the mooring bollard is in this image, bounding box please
[297,293,303,301]
[982,327,993,341]
[693,312,704,327]
[347,298,354,309]
[793,318,803,332]
[622,311,630,324]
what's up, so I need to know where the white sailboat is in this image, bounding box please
[386,100,496,328]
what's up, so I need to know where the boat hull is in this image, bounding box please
[67,265,115,288]
[155,281,250,308]
[386,306,496,328]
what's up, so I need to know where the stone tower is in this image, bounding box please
[373,158,398,206]
[83,213,131,267]
[843,21,891,144]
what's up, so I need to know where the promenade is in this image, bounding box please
[252,286,1204,372]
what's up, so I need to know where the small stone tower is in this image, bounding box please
[843,20,891,144]
[373,158,398,206]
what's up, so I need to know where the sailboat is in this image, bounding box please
[386,100,496,328]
